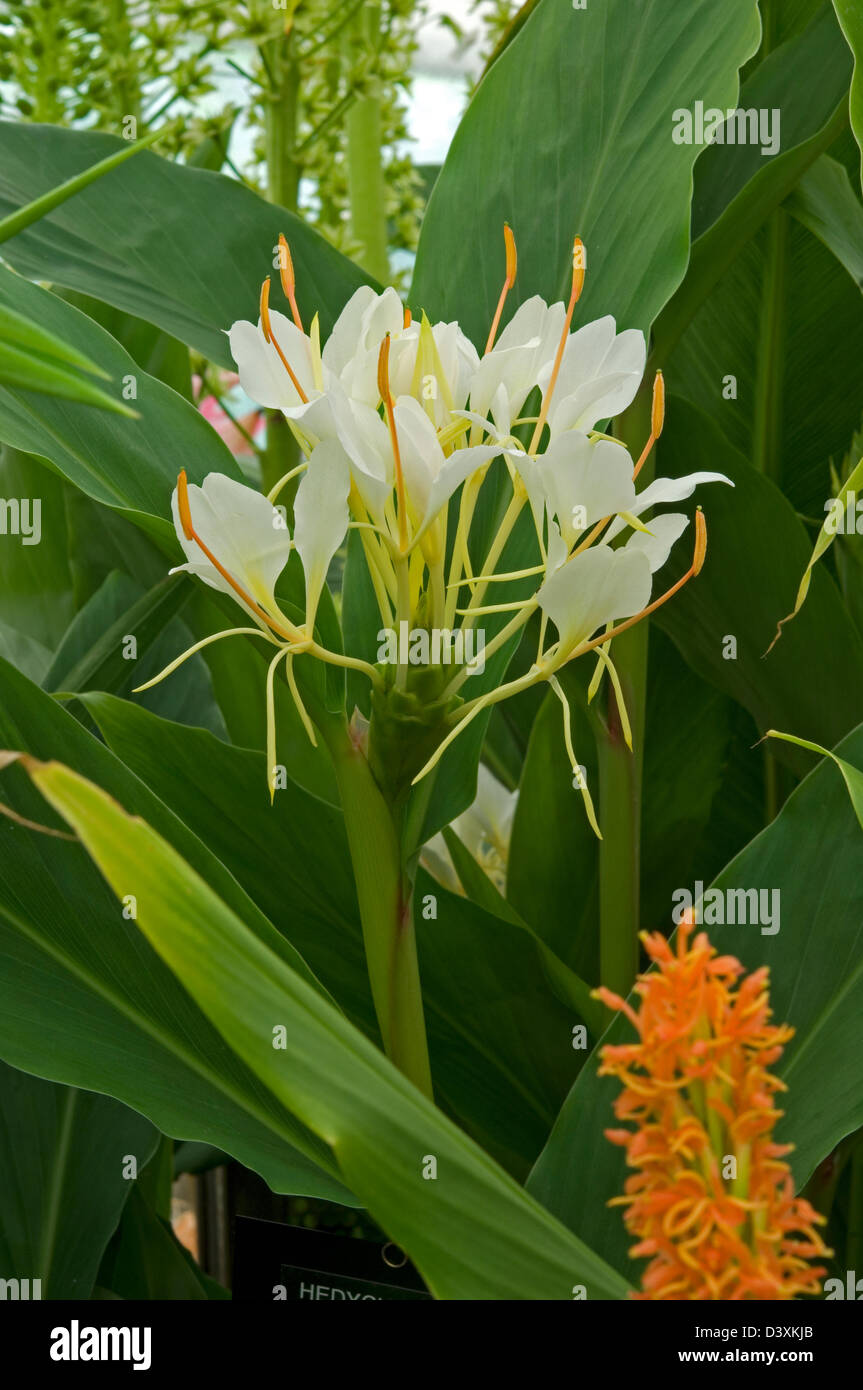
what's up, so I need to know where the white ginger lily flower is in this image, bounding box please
[422,764,518,896]
[604,471,733,541]
[190,224,735,834]
[513,431,637,556]
[390,396,501,555]
[536,544,653,657]
[323,285,479,428]
[467,294,567,437]
[537,314,646,437]
[137,466,373,801]
[170,471,293,633]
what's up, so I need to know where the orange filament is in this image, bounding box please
[175,469,297,642]
[633,371,666,480]
[529,235,585,451]
[278,233,303,332]
[260,278,308,403]
[571,510,707,660]
[377,335,409,553]
[484,223,518,355]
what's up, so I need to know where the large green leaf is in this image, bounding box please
[668,206,863,517]
[80,693,595,1170]
[0,123,370,366]
[834,0,863,187]
[22,754,629,1300]
[529,721,863,1276]
[0,658,352,1205]
[97,1187,228,1301]
[654,398,863,759]
[411,0,761,343]
[0,1061,158,1299]
[0,448,76,682]
[656,3,851,360]
[788,152,863,288]
[0,266,242,539]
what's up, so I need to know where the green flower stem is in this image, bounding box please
[262,28,300,212]
[260,25,300,497]
[344,6,390,283]
[321,719,433,1100]
[596,381,653,999]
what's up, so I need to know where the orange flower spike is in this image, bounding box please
[278,233,303,332]
[484,222,518,355]
[598,916,830,1299]
[259,276,308,403]
[378,334,409,555]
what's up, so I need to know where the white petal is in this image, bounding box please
[537,545,652,654]
[539,317,646,433]
[606,471,733,541]
[469,296,566,429]
[322,287,378,373]
[172,473,291,620]
[537,433,636,548]
[294,439,351,629]
[228,313,315,411]
[624,512,689,572]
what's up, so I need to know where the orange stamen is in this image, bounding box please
[175,469,297,642]
[529,236,585,451]
[404,306,412,329]
[260,277,308,403]
[484,223,518,355]
[378,335,409,554]
[570,509,706,660]
[651,369,665,439]
[633,371,666,480]
[278,233,303,332]
[176,467,194,540]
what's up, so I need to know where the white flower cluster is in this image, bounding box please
[148,231,731,810]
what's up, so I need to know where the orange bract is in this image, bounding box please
[595,915,829,1300]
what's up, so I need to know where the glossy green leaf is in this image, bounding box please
[656,4,852,360]
[97,1187,229,1301]
[412,0,761,343]
[788,153,863,288]
[0,1061,158,1299]
[81,693,598,1166]
[834,0,863,187]
[0,657,352,1205]
[654,399,863,761]
[0,266,242,539]
[24,755,629,1300]
[0,449,76,682]
[0,123,370,366]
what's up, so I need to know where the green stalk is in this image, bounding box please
[260,24,301,496]
[321,719,433,1099]
[596,382,652,998]
[344,6,390,283]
